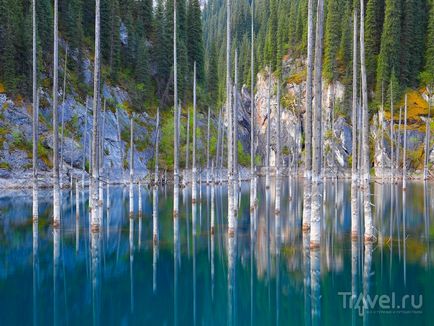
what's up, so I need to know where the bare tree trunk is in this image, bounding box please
[155,107,160,186]
[210,160,215,234]
[276,78,281,175]
[60,47,68,178]
[82,98,89,188]
[381,81,385,182]
[360,0,374,242]
[250,0,256,217]
[206,107,211,184]
[310,0,325,248]
[90,0,101,230]
[265,67,271,189]
[227,0,235,235]
[192,61,197,203]
[403,94,407,190]
[302,0,315,232]
[390,83,394,182]
[32,0,38,221]
[129,114,134,218]
[397,106,402,179]
[424,91,431,181]
[233,51,239,185]
[186,105,190,183]
[351,7,359,238]
[32,0,37,182]
[173,0,180,219]
[115,106,124,183]
[216,108,222,183]
[250,0,255,178]
[53,0,61,227]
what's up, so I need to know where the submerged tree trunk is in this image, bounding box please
[215,108,222,183]
[173,0,179,219]
[206,107,211,184]
[351,7,359,238]
[424,93,431,181]
[403,94,408,190]
[90,0,102,230]
[129,115,134,218]
[32,0,37,183]
[265,67,271,189]
[227,0,235,235]
[381,81,385,182]
[82,98,89,188]
[192,62,197,203]
[302,0,315,232]
[60,47,68,177]
[155,108,160,186]
[390,83,394,182]
[310,0,325,248]
[186,104,190,183]
[360,0,374,242]
[397,106,402,178]
[53,0,61,227]
[250,0,255,178]
[276,78,281,175]
[32,0,38,221]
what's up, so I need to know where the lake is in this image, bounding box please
[0,178,432,325]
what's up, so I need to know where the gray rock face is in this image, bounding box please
[0,82,155,187]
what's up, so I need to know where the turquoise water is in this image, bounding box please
[0,179,433,325]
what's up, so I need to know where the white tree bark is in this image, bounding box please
[82,98,89,188]
[173,0,180,219]
[390,83,394,182]
[397,106,402,178]
[265,67,271,189]
[60,47,68,177]
[302,0,315,231]
[53,0,61,227]
[129,115,134,218]
[192,62,197,203]
[153,186,159,243]
[186,104,190,182]
[250,0,255,177]
[227,0,235,235]
[234,51,239,183]
[351,7,359,238]
[276,79,281,174]
[155,107,160,186]
[360,0,374,242]
[138,181,142,217]
[32,0,38,182]
[424,90,431,180]
[310,0,325,248]
[210,160,215,234]
[381,81,385,181]
[403,94,408,190]
[206,107,211,184]
[91,0,102,230]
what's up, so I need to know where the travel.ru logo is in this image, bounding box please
[338,292,423,316]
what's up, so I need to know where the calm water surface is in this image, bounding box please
[0,178,433,325]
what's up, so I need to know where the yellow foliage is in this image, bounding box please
[287,70,306,85]
[0,83,5,93]
[384,90,431,132]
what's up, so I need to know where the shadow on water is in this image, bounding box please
[0,178,433,325]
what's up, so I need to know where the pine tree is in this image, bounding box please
[324,0,342,82]
[187,0,204,80]
[376,0,401,97]
[422,0,434,85]
[400,0,426,87]
[365,0,385,91]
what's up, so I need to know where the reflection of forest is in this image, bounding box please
[0,180,432,282]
